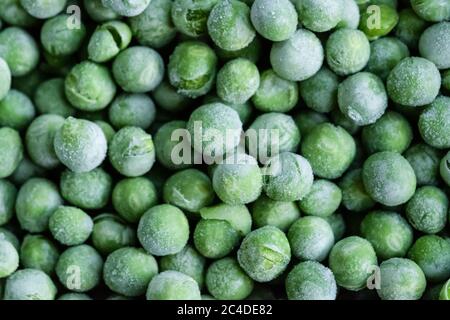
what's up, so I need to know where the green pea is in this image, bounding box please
[206,257,253,300]
[154,121,192,170]
[295,0,343,32]
[152,82,192,113]
[102,0,151,17]
[251,194,300,232]
[146,271,201,300]
[300,180,342,218]
[65,61,117,111]
[10,157,45,186]
[361,210,413,260]
[0,89,36,130]
[0,180,16,226]
[440,151,450,187]
[323,214,346,241]
[92,214,136,255]
[377,258,426,300]
[49,206,93,246]
[237,226,291,282]
[34,79,75,117]
[0,128,23,179]
[103,247,158,297]
[215,36,262,64]
[405,143,441,186]
[395,8,428,50]
[0,57,11,100]
[200,203,252,236]
[419,96,450,149]
[250,0,297,41]
[286,261,337,300]
[406,186,448,234]
[4,269,57,300]
[0,227,19,251]
[109,94,156,130]
[20,235,59,274]
[16,178,63,233]
[207,0,255,51]
[339,169,375,213]
[20,0,67,19]
[171,0,218,37]
[337,0,360,29]
[204,95,253,125]
[0,240,19,278]
[88,20,132,63]
[359,4,399,40]
[410,0,450,22]
[440,279,450,300]
[329,236,378,291]
[84,0,118,22]
[294,110,329,136]
[0,0,37,27]
[194,219,240,259]
[301,123,356,179]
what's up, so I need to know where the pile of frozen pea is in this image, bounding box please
[0,0,450,301]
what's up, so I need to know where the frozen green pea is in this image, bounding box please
[187,103,242,158]
[247,113,300,162]
[84,0,119,21]
[419,96,450,149]
[194,219,240,259]
[109,126,156,177]
[146,271,201,300]
[339,169,375,212]
[0,180,16,226]
[4,269,57,300]
[404,144,440,186]
[361,211,413,260]
[411,0,450,22]
[0,240,18,278]
[16,178,63,233]
[288,216,335,262]
[299,180,342,218]
[25,115,64,169]
[20,235,59,274]
[34,79,75,117]
[406,186,448,234]
[58,293,92,300]
[56,245,103,292]
[326,29,370,76]
[408,235,450,282]
[54,117,107,173]
[329,236,378,291]
[238,226,291,282]
[10,157,44,186]
[168,41,218,98]
[362,151,416,207]
[88,20,132,63]
[0,228,20,251]
[65,61,117,111]
[337,0,360,29]
[323,214,346,241]
[215,36,261,63]
[301,123,356,179]
[206,257,253,300]
[250,0,297,41]
[0,27,39,76]
[160,245,206,289]
[440,280,450,300]
[366,37,410,80]
[395,8,428,50]
[138,204,189,256]
[286,261,337,300]
[361,111,413,154]
[102,0,151,17]
[359,4,399,40]
[164,169,214,213]
[263,152,313,202]
[154,121,192,170]
[441,151,450,187]
[171,0,218,37]
[0,57,10,100]
[252,69,298,113]
[299,67,339,114]
[0,128,23,179]
[129,0,176,48]
[0,0,37,27]
[207,0,255,51]
[104,247,158,297]
[152,82,192,113]
[387,57,441,107]
[251,194,300,232]
[200,203,252,236]
[20,0,67,19]
[377,258,426,300]
[217,58,260,104]
[295,0,343,32]
[109,94,155,130]
[112,177,158,223]
[294,111,328,136]
[49,206,93,246]
[338,72,388,126]
[41,15,86,56]
[270,29,323,82]
[0,89,36,130]
[113,46,164,93]
[213,153,262,205]
[204,95,253,125]
[92,214,136,255]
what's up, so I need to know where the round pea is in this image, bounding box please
[295,0,343,32]
[337,0,360,29]
[339,169,375,213]
[199,203,252,236]
[359,4,399,40]
[92,214,136,255]
[4,269,57,300]
[405,143,441,186]
[0,0,38,27]
[152,82,192,113]
[0,57,11,100]
[194,219,240,259]
[0,89,36,130]
[101,0,151,17]
[251,194,300,232]
[171,0,218,38]
[34,78,75,117]
[295,110,329,136]
[395,8,428,50]
[109,94,156,130]
[146,271,201,300]
[419,96,450,149]
[0,240,19,278]
[20,0,67,19]
[154,121,192,170]
[411,0,450,22]
[20,235,59,274]
[49,206,93,246]
[0,128,23,179]
[299,180,342,218]
[0,180,16,226]
[84,0,119,22]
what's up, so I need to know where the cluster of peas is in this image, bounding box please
[0,0,450,301]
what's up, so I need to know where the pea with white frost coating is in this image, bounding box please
[194,219,240,259]
[0,0,37,27]
[102,0,151,17]
[84,0,118,22]
[103,247,158,297]
[168,41,218,98]
[0,57,11,100]
[237,226,291,282]
[91,214,136,255]
[0,180,16,226]
[54,117,107,173]
[339,169,375,213]
[49,206,93,246]
[20,235,59,274]
[146,270,201,300]
[0,89,36,130]
[295,0,343,33]
[410,0,450,22]
[405,143,441,186]
[109,126,156,177]
[20,0,67,19]
[0,128,23,179]
[418,96,450,149]
[336,0,360,29]
[251,194,300,232]
[270,29,323,82]
[171,0,218,38]
[0,240,19,278]
[4,269,57,300]
[299,180,342,218]
[108,94,156,130]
